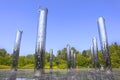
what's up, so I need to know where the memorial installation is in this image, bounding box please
[0,6,118,79]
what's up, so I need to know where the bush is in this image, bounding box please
[53,66,58,69]
[45,65,50,69]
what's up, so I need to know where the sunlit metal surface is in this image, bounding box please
[66,44,71,71]
[34,8,48,77]
[92,37,99,70]
[97,17,111,71]
[11,29,23,71]
[97,17,114,79]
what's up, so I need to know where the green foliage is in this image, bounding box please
[0,49,12,66]
[0,42,120,69]
[0,49,7,56]
[58,60,67,69]
[109,42,120,68]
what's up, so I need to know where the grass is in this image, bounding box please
[0,65,11,69]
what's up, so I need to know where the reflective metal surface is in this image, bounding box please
[50,49,53,73]
[11,30,23,71]
[34,8,48,77]
[97,17,114,79]
[92,37,99,70]
[90,45,95,68]
[73,53,76,69]
[71,49,73,69]
[66,44,71,71]
[97,17,111,72]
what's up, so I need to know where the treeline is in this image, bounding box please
[0,42,120,69]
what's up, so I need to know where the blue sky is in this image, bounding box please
[0,0,120,55]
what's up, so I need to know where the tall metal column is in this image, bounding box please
[92,37,100,71]
[90,45,95,68]
[34,8,48,77]
[11,29,23,71]
[97,17,112,72]
[71,49,73,69]
[66,44,71,71]
[73,53,76,69]
[71,50,76,69]
[50,49,53,74]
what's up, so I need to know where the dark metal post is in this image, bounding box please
[11,29,23,71]
[34,8,48,77]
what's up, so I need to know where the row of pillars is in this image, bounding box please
[11,7,77,77]
[91,17,112,74]
[66,44,76,72]
[90,17,114,80]
[10,8,48,77]
[10,7,113,78]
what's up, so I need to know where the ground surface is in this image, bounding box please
[0,69,120,80]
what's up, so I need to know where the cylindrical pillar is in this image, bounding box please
[90,45,95,68]
[11,29,23,71]
[97,17,112,72]
[71,49,73,69]
[50,49,53,73]
[66,44,71,71]
[73,53,76,69]
[34,8,48,77]
[92,37,99,70]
